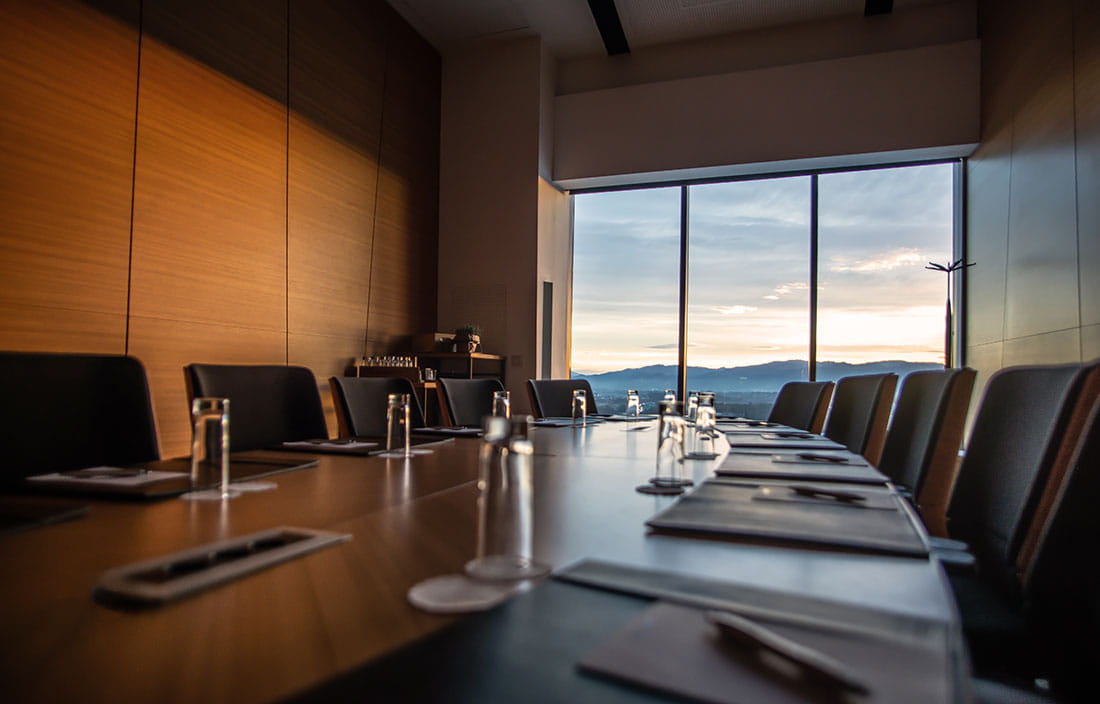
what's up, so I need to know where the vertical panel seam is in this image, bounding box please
[365,12,391,355]
[285,0,291,365]
[1071,0,1083,360]
[125,0,145,355]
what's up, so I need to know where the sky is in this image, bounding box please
[571,163,955,374]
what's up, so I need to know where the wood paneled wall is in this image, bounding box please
[965,0,1100,396]
[0,0,440,457]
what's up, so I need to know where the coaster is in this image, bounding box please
[684,451,719,460]
[179,488,241,501]
[376,449,434,458]
[637,483,684,495]
[229,480,277,492]
[407,574,519,614]
[465,555,550,582]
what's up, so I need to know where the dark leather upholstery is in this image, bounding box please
[525,379,599,418]
[946,363,1086,590]
[878,368,976,495]
[329,377,424,437]
[438,378,504,427]
[822,373,898,461]
[766,380,833,431]
[184,364,328,452]
[1,351,159,479]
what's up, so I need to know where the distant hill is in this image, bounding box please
[573,360,942,394]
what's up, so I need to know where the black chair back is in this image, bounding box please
[329,377,424,437]
[1,352,159,479]
[822,373,898,463]
[766,381,834,432]
[439,378,504,427]
[1023,381,1100,699]
[946,363,1087,593]
[184,364,328,452]
[879,368,976,494]
[526,379,599,418]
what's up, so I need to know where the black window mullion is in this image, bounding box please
[677,186,689,400]
[809,175,819,382]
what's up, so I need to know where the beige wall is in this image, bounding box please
[0,0,440,456]
[965,0,1100,399]
[554,40,981,189]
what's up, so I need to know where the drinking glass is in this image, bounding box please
[571,389,587,425]
[663,389,676,404]
[637,400,686,495]
[181,397,239,501]
[492,390,511,419]
[625,389,642,418]
[380,393,431,457]
[685,391,700,422]
[686,392,720,459]
[465,416,549,581]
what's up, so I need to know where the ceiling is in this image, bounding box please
[387,0,949,59]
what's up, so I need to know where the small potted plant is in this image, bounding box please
[452,324,481,353]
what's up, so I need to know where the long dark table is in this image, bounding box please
[0,422,963,702]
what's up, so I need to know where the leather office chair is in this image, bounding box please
[821,373,898,464]
[1,351,159,479]
[941,362,1096,677]
[329,376,424,437]
[954,361,1100,698]
[184,364,328,452]
[877,368,976,536]
[438,378,504,427]
[766,381,834,432]
[526,379,599,418]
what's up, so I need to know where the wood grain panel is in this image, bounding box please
[129,27,287,330]
[1003,328,1081,366]
[964,145,1010,347]
[1075,0,1100,328]
[367,8,440,354]
[129,317,288,459]
[287,0,386,342]
[0,0,138,353]
[287,331,367,438]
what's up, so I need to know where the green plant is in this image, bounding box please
[454,324,481,337]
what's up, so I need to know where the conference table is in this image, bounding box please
[0,421,965,703]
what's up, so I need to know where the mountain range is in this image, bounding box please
[573,360,942,394]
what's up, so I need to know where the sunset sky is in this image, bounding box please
[571,163,955,374]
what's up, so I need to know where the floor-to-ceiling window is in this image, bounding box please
[570,162,958,416]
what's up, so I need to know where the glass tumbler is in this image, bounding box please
[182,397,239,501]
[663,389,677,404]
[465,416,549,581]
[685,391,700,422]
[688,392,720,459]
[492,390,511,419]
[571,389,587,425]
[637,400,686,495]
[381,393,432,457]
[625,389,642,418]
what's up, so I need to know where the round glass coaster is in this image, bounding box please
[407,574,519,614]
[228,480,277,492]
[465,555,550,582]
[636,483,684,495]
[179,488,242,501]
[653,475,694,487]
[376,449,434,458]
[683,451,719,460]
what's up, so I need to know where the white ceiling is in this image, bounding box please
[388,0,950,58]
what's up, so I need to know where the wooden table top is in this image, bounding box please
[0,422,957,703]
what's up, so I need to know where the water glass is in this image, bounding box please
[688,392,719,459]
[380,393,432,457]
[571,389,587,425]
[465,416,549,581]
[638,400,686,495]
[685,391,700,422]
[663,389,676,404]
[492,390,511,418]
[625,389,642,418]
[182,397,239,501]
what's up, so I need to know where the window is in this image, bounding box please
[570,162,957,415]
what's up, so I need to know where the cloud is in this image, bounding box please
[713,305,758,315]
[764,282,808,300]
[828,249,924,273]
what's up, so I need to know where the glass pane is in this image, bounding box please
[571,188,682,413]
[686,177,811,418]
[817,163,954,379]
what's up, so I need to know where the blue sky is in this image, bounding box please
[571,163,954,374]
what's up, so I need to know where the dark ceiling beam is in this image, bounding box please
[864,0,894,16]
[587,0,629,55]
